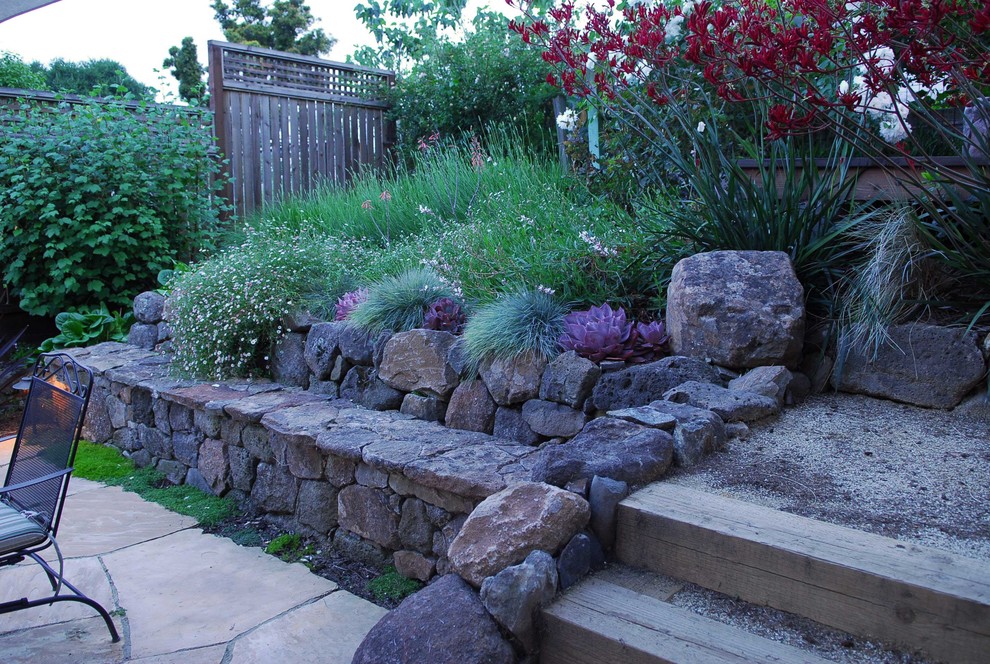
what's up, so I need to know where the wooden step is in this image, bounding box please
[540,576,833,663]
[616,483,990,664]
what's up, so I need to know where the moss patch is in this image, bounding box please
[367,565,422,604]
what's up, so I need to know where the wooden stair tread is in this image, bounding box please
[616,483,990,664]
[541,576,834,663]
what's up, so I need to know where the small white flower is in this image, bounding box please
[838,80,849,96]
[418,205,433,215]
[696,121,706,133]
[537,285,556,295]
[556,108,579,132]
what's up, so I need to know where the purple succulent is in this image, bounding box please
[422,297,466,335]
[558,303,636,363]
[334,288,369,321]
[628,320,671,364]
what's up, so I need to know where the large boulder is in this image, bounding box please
[270,333,309,388]
[540,350,601,409]
[448,482,590,587]
[303,321,344,380]
[444,379,497,434]
[133,291,166,324]
[480,351,548,406]
[666,251,805,369]
[379,329,460,398]
[530,417,674,486]
[590,355,721,412]
[833,323,987,408]
[339,366,404,411]
[352,574,515,664]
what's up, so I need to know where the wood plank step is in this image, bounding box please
[540,576,833,663]
[616,483,990,664]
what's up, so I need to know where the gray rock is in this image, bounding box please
[521,399,587,438]
[169,404,194,432]
[494,406,541,445]
[156,459,187,485]
[330,354,351,382]
[194,409,222,438]
[372,330,393,370]
[725,421,750,439]
[251,462,298,513]
[271,333,310,389]
[663,381,781,423]
[307,379,339,397]
[339,325,376,366]
[133,291,166,324]
[355,463,389,488]
[540,350,602,409]
[640,400,728,466]
[184,467,211,493]
[172,431,199,467]
[606,406,677,430]
[448,482,590,587]
[197,438,229,495]
[393,550,436,582]
[127,323,158,350]
[444,379,497,434]
[591,355,722,412]
[557,533,591,590]
[303,321,344,379]
[729,365,794,406]
[352,574,515,664]
[295,480,338,533]
[834,323,987,408]
[963,97,990,159]
[241,424,272,462]
[340,366,404,411]
[152,398,171,434]
[589,475,628,550]
[400,393,448,423]
[480,550,558,653]
[228,445,255,492]
[379,329,460,398]
[82,390,113,444]
[666,250,805,369]
[954,393,990,422]
[333,529,388,567]
[338,484,401,549]
[139,425,171,460]
[281,308,321,332]
[480,352,548,406]
[399,497,434,554]
[531,417,674,487]
[447,342,472,377]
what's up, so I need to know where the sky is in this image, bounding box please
[0,0,514,101]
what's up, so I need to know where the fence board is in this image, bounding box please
[209,41,395,217]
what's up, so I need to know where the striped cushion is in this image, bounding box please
[0,500,48,554]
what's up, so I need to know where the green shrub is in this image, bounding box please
[38,304,133,352]
[347,268,455,334]
[0,51,47,90]
[167,229,337,380]
[460,288,569,370]
[0,97,229,317]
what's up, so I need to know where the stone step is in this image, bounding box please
[616,483,990,664]
[540,575,833,663]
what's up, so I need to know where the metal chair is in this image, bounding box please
[0,352,120,642]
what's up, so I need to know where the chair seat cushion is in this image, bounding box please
[0,500,48,555]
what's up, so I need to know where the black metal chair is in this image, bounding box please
[0,352,120,642]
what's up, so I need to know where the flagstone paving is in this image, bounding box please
[0,437,387,663]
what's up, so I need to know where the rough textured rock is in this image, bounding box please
[197,438,229,495]
[340,366,405,411]
[393,550,436,582]
[663,381,781,423]
[400,393,448,423]
[480,352,548,406]
[729,365,794,406]
[444,379,497,434]
[591,355,722,412]
[379,329,460,398]
[666,250,806,369]
[530,417,674,487]
[271,333,310,388]
[638,400,728,466]
[127,323,158,350]
[133,291,166,324]
[833,323,987,408]
[338,484,401,549]
[557,533,592,590]
[399,497,434,554]
[589,476,628,550]
[540,350,601,409]
[521,399,587,438]
[303,322,344,380]
[494,407,541,445]
[228,445,255,492]
[352,574,515,664]
[339,325,376,366]
[448,482,590,587]
[281,308,321,332]
[251,462,298,513]
[295,480,338,533]
[480,550,558,653]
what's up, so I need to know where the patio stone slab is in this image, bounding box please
[0,556,114,631]
[56,485,197,558]
[0,615,125,664]
[130,644,227,663]
[228,591,387,663]
[103,528,338,659]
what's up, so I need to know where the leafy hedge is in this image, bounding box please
[0,97,229,316]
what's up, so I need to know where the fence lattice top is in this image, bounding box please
[212,41,393,107]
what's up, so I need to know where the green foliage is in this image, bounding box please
[40,58,153,99]
[352,0,467,71]
[38,304,134,352]
[0,98,229,317]
[367,565,422,604]
[167,230,337,379]
[264,532,314,562]
[73,441,240,526]
[459,288,568,370]
[388,11,558,158]
[0,51,47,90]
[347,268,455,333]
[212,0,335,55]
[163,37,207,104]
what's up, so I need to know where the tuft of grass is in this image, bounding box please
[367,565,422,604]
[347,267,455,333]
[264,532,315,564]
[73,441,239,527]
[459,288,569,371]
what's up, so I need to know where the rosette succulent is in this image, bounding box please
[629,320,670,364]
[422,297,467,335]
[558,303,635,363]
[334,288,368,321]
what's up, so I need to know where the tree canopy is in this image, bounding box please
[163,37,207,104]
[212,0,335,55]
[41,58,154,98]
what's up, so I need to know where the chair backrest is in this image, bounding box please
[2,353,92,536]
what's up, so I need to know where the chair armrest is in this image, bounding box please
[0,434,14,444]
[0,468,73,496]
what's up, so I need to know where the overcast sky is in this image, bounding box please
[0,0,513,100]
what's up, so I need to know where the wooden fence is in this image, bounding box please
[208,41,396,218]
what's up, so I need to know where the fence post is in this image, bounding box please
[207,42,234,222]
[552,96,570,173]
